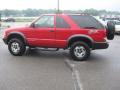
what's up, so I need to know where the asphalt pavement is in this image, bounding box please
[67,35,120,90]
[0,30,120,90]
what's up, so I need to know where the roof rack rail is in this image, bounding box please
[74,13,90,15]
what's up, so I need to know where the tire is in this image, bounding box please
[8,38,26,56]
[70,41,90,61]
[107,21,115,40]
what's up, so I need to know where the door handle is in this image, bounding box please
[50,30,54,32]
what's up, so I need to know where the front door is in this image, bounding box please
[29,15,55,47]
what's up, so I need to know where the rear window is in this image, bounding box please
[69,15,104,29]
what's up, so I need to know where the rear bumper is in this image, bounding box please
[93,42,109,50]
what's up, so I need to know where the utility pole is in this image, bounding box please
[57,0,60,13]
[0,13,1,27]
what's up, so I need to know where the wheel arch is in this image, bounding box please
[67,34,94,48]
[6,32,28,45]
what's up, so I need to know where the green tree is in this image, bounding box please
[84,8,99,16]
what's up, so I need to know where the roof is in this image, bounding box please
[42,13,91,16]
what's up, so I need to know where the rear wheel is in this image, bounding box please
[8,38,26,56]
[70,41,90,61]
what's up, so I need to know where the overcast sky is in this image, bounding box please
[0,0,120,11]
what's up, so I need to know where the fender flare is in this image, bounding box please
[7,32,28,45]
[67,34,94,47]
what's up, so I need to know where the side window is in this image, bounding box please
[35,15,54,28]
[69,15,104,29]
[56,16,70,28]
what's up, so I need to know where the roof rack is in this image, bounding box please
[74,13,90,15]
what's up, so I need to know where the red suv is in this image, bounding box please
[3,14,115,61]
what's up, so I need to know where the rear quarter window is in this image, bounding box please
[56,16,70,28]
[69,15,104,29]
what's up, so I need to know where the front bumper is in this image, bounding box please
[93,42,109,50]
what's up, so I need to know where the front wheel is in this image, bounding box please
[8,38,26,56]
[70,41,90,61]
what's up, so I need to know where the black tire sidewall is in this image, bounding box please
[70,41,90,61]
[107,22,115,40]
[8,38,26,56]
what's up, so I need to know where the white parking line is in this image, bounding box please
[64,58,83,90]
[74,70,83,90]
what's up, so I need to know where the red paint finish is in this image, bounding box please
[4,14,107,48]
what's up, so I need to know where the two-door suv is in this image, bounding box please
[3,14,115,61]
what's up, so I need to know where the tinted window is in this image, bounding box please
[69,15,104,29]
[56,16,70,28]
[35,15,54,28]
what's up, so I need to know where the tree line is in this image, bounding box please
[0,8,120,17]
